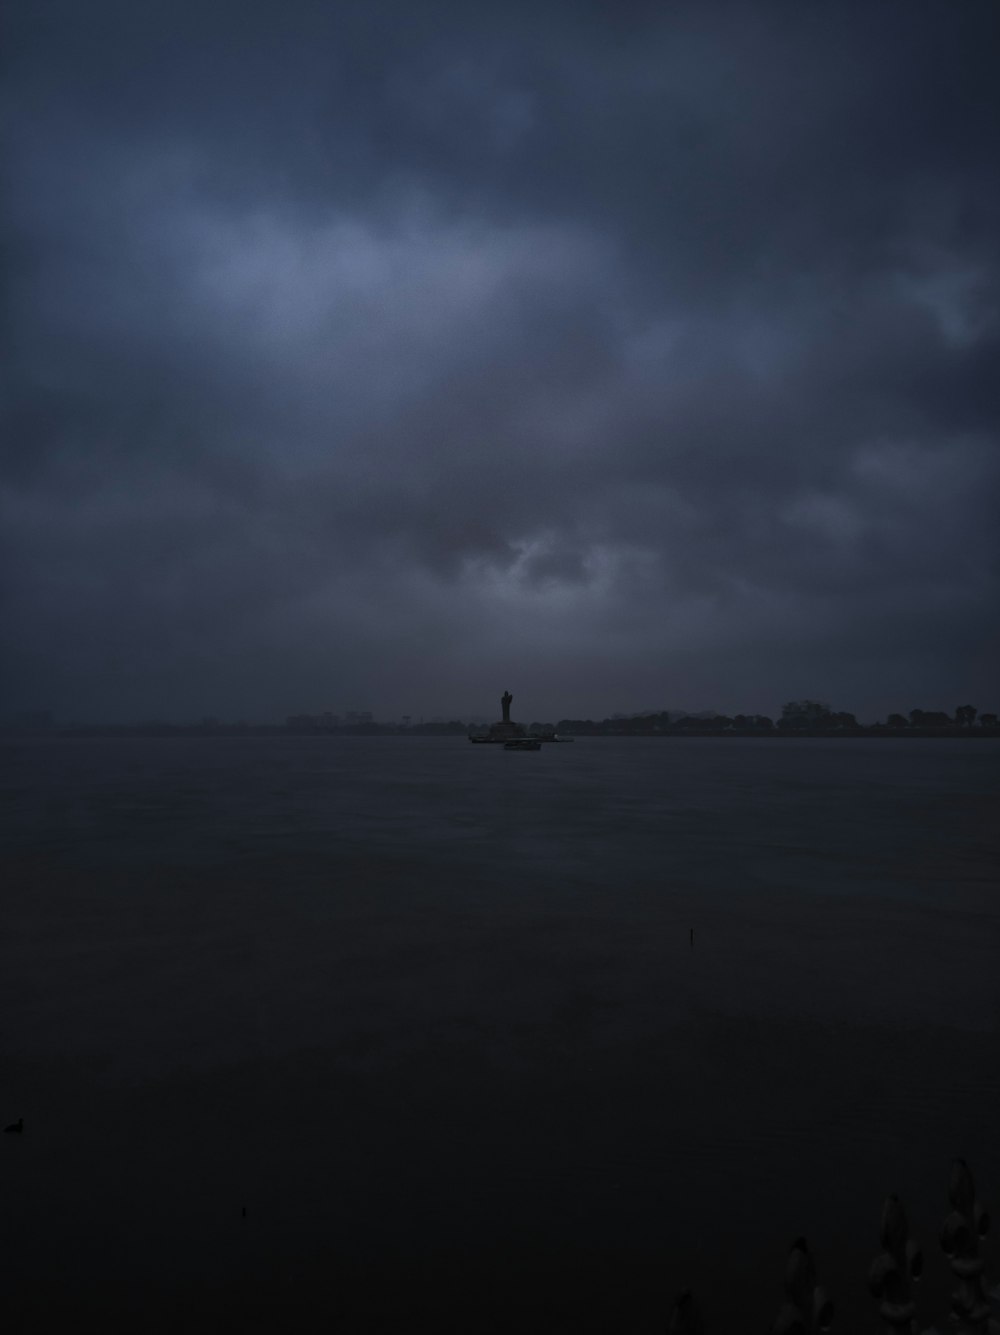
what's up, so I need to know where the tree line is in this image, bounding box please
[4,701,996,738]
[544,700,997,736]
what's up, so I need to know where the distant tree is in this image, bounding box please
[528,721,556,736]
[955,705,977,728]
[830,711,858,729]
[708,715,734,730]
[886,713,908,728]
[753,715,774,730]
[980,713,998,728]
[779,700,832,729]
[909,709,951,727]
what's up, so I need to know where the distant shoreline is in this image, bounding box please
[3,725,998,740]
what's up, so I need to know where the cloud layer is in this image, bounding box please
[3,0,998,721]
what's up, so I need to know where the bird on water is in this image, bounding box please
[4,1118,23,1134]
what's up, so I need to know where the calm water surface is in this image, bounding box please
[2,737,999,1330]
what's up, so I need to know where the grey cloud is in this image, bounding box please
[2,0,998,721]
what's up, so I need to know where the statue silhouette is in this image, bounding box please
[501,690,513,723]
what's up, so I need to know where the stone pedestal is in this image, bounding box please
[488,720,525,740]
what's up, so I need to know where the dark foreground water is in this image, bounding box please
[1,736,999,1331]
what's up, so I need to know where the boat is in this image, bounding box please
[503,738,541,750]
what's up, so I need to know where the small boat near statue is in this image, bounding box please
[504,738,541,751]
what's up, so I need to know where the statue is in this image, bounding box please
[468,689,524,741]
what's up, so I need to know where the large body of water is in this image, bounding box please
[2,736,999,1330]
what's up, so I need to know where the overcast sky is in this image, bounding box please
[3,0,998,724]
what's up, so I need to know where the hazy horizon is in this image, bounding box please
[8,694,996,729]
[4,2,998,722]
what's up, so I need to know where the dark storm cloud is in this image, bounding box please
[2,0,998,721]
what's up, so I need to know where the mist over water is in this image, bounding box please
[2,737,999,1329]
